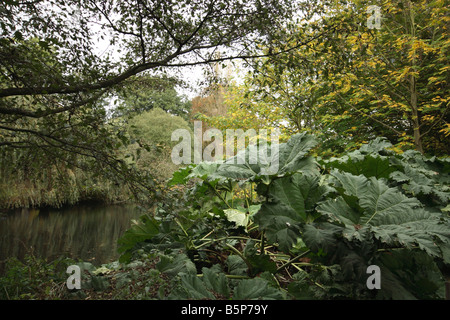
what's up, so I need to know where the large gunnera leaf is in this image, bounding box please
[187,132,318,183]
[254,172,330,252]
[315,171,450,259]
[172,265,283,300]
[390,154,450,207]
[375,250,446,300]
[320,139,450,209]
[117,214,160,263]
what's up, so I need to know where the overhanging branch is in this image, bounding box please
[0,22,338,99]
[0,90,107,118]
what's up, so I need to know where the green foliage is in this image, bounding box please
[4,0,448,300]
[0,164,130,210]
[124,107,193,181]
[156,254,283,300]
[116,133,450,300]
[0,254,74,300]
[189,132,318,184]
[117,214,161,263]
[243,0,450,155]
[255,173,330,252]
[9,134,433,300]
[376,250,446,300]
[114,75,192,121]
[59,257,178,300]
[321,138,450,209]
[127,108,192,147]
[0,106,190,209]
[1,0,296,210]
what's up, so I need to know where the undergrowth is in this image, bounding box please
[1,134,449,300]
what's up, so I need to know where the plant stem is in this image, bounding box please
[260,231,265,255]
[196,274,250,279]
[275,250,311,274]
[174,218,196,250]
[174,218,189,238]
[196,236,258,249]
[206,181,232,208]
[225,274,251,279]
[226,243,253,273]
[244,188,250,208]
[200,230,214,241]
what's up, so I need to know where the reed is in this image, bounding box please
[0,164,131,210]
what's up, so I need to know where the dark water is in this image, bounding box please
[0,204,143,273]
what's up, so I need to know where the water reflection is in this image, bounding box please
[0,204,143,273]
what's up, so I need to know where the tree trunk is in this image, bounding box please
[410,75,424,154]
[406,0,424,154]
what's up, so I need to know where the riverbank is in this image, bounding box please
[0,253,173,300]
[0,176,131,212]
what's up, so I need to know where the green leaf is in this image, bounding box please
[244,240,277,274]
[376,250,446,299]
[301,223,341,253]
[232,278,283,300]
[287,272,318,299]
[329,171,423,226]
[274,173,330,218]
[317,196,360,226]
[371,220,450,257]
[168,165,194,186]
[330,170,369,200]
[156,253,197,277]
[318,171,450,259]
[391,162,450,206]
[76,262,97,274]
[323,138,399,176]
[358,177,422,226]
[254,172,330,252]
[277,132,318,175]
[254,202,302,253]
[224,207,248,227]
[201,266,231,298]
[90,276,110,291]
[189,133,318,185]
[189,162,221,180]
[179,274,216,299]
[117,214,160,263]
[226,255,248,276]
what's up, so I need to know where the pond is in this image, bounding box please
[0,203,144,274]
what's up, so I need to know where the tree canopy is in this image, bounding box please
[243,0,449,155]
[0,0,312,200]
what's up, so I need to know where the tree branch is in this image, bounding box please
[335,92,404,136]
[0,15,338,99]
[419,103,450,138]
[0,90,106,118]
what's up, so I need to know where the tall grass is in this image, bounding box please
[0,164,131,210]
